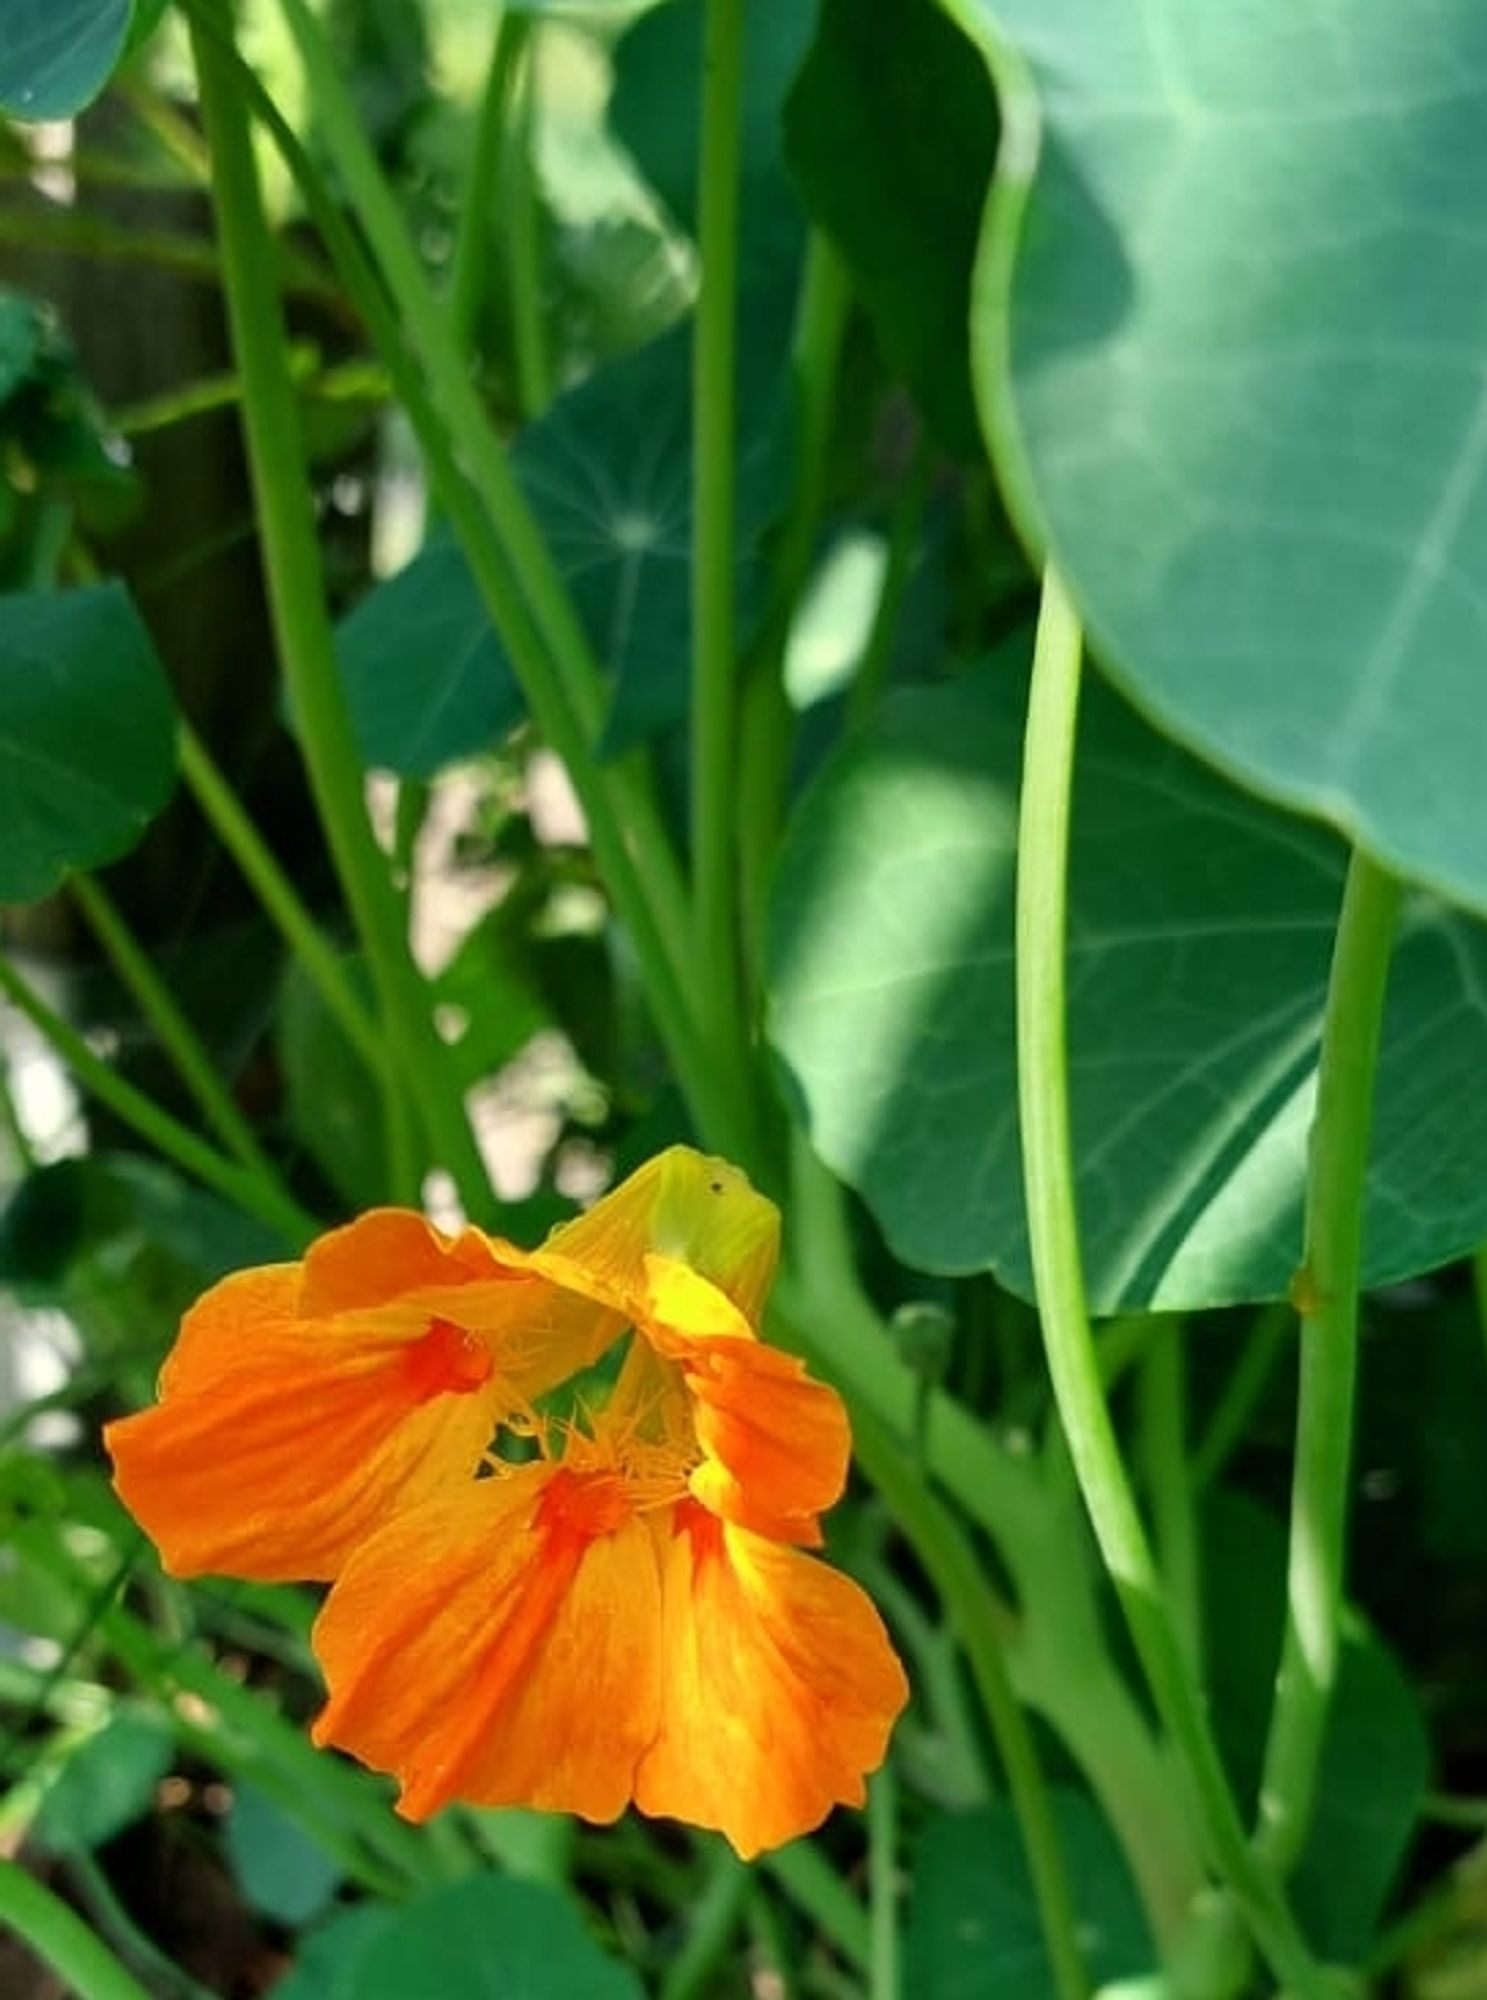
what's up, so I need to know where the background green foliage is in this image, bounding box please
[1,1,1485,1997]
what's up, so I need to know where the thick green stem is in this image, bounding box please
[691,0,748,1076]
[1014,567,1328,1996]
[868,1765,901,2000]
[69,872,270,1179]
[1256,849,1402,1873]
[0,953,315,1244]
[845,1394,1089,2000]
[0,1861,153,2000]
[190,6,490,1212]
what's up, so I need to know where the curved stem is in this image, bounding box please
[0,1861,153,2000]
[1256,847,1402,1872]
[0,952,315,1245]
[691,0,748,1077]
[1014,566,1328,1996]
[69,872,270,1179]
[190,4,489,1213]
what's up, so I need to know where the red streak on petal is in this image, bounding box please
[400,1317,493,1402]
[673,1495,724,1563]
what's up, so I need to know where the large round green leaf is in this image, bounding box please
[768,656,1487,1310]
[950,0,1487,915]
[1,0,132,119]
[0,584,177,902]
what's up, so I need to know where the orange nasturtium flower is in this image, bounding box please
[106,1148,907,1857]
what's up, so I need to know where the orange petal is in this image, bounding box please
[684,1340,850,1542]
[531,1148,779,1325]
[300,1209,511,1316]
[301,1210,623,1394]
[106,1266,501,1581]
[636,1505,908,1858]
[312,1468,662,1825]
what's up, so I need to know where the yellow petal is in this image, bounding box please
[312,1467,662,1825]
[636,1505,908,1858]
[531,1148,779,1325]
[106,1268,500,1581]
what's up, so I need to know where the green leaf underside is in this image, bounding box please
[905,1789,1150,1999]
[34,1705,174,1854]
[308,1876,646,2000]
[784,0,999,455]
[0,0,132,120]
[337,324,788,774]
[950,0,1487,915]
[768,654,1487,1311]
[1204,1493,1428,1960]
[0,583,177,902]
[337,531,523,780]
[226,1783,343,1927]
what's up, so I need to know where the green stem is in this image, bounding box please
[868,1764,901,2000]
[176,723,389,1083]
[762,1841,869,1972]
[200,0,729,1152]
[69,872,270,1178]
[0,953,315,1244]
[0,1052,36,1170]
[739,231,852,970]
[691,0,748,1077]
[189,5,490,1214]
[845,1392,1089,2000]
[1256,848,1403,1873]
[65,1849,217,2000]
[505,18,551,417]
[659,1845,753,2000]
[1014,566,1327,1995]
[779,1141,1204,1945]
[1139,1322,1201,1676]
[0,1861,152,2000]
[266,0,694,998]
[1191,1301,1292,1492]
[449,8,527,357]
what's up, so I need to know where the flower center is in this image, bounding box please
[400,1317,493,1402]
[534,1465,632,1542]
